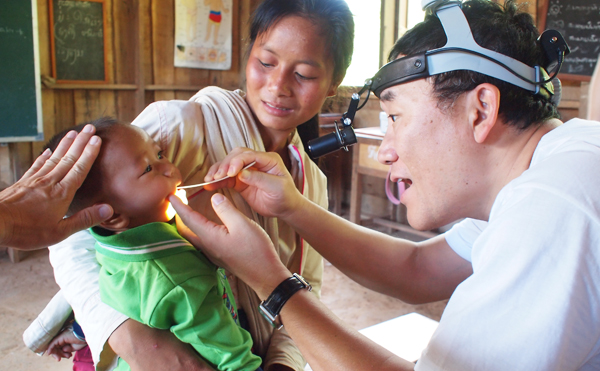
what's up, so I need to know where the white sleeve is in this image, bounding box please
[443,218,488,263]
[23,290,72,354]
[48,230,127,368]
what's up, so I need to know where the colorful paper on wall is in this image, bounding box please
[174,0,232,70]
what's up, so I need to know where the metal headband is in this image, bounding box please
[370,1,566,98]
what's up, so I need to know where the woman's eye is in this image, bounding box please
[259,59,272,68]
[144,165,152,174]
[296,72,315,80]
[157,151,164,159]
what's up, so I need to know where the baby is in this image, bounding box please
[44,117,262,371]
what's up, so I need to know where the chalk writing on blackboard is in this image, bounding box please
[51,0,106,82]
[545,0,600,78]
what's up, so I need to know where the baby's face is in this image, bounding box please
[102,126,182,229]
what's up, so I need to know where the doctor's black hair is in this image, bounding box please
[388,0,560,130]
[248,0,354,84]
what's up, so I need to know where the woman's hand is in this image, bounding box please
[0,125,113,249]
[171,192,290,298]
[108,319,215,371]
[203,148,305,220]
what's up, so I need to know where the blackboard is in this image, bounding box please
[0,0,43,142]
[50,0,107,83]
[542,0,600,81]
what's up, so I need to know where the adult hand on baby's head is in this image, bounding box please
[170,193,290,298]
[204,148,305,220]
[0,125,113,250]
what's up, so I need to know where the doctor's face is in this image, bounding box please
[377,79,475,230]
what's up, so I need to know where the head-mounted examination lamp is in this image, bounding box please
[306,0,570,159]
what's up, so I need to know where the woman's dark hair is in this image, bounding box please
[388,0,559,130]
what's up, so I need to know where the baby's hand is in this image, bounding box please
[45,327,87,361]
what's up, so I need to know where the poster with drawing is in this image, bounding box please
[174,0,232,70]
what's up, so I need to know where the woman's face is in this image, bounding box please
[245,16,339,134]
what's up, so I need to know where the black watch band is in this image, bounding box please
[259,273,312,329]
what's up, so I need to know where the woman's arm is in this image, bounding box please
[108,320,216,371]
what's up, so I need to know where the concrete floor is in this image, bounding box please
[0,225,446,371]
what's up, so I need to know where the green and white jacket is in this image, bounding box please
[93,222,261,371]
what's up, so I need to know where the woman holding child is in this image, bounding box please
[35,1,354,370]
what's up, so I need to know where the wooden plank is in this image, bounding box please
[146,85,204,91]
[35,0,55,154]
[112,0,136,84]
[103,0,115,83]
[32,89,56,156]
[73,90,117,124]
[154,91,176,101]
[140,0,153,86]
[54,90,76,132]
[43,83,138,90]
[113,0,141,120]
[349,145,362,224]
[152,0,175,86]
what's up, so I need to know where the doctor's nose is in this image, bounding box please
[378,128,398,165]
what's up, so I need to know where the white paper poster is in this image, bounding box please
[174,0,232,70]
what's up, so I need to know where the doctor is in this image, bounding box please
[172,0,600,370]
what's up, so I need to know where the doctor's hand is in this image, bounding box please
[171,193,290,298]
[203,148,305,220]
[0,125,113,250]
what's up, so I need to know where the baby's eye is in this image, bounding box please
[144,165,152,174]
[388,115,397,122]
[157,151,164,159]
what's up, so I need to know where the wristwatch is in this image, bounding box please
[259,273,312,330]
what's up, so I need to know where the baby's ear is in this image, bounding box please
[99,212,130,232]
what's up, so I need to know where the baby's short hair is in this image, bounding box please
[44,117,126,216]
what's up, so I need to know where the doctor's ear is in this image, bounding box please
[466,83,500,144]
[99,211,130,232]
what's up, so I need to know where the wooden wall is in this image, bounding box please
[3,0,261,186]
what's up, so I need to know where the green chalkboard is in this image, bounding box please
[50,0,107,82]
[542,0,600,80]
[0,0,43,142]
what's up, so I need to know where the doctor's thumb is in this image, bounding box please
[211,193,250,229]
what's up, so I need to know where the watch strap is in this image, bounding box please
[259,273,312,329]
